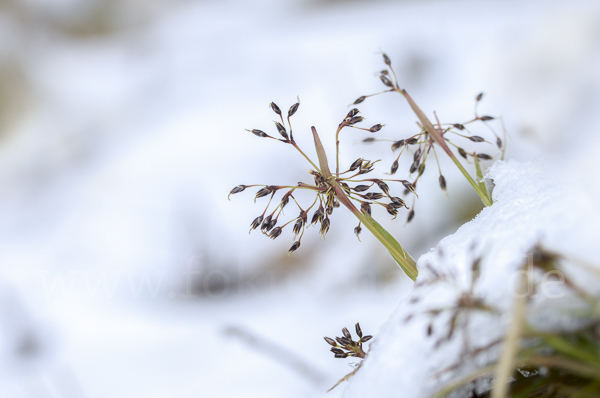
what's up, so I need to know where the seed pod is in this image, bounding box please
[334,352,348,359]
[261,215,273,231]
[320,217,331,236]
[383,52,392,66]
[228,185,246,199]
[250,215,263,231]
[361,202,371,216]
[390,160,398,175]
[363,137,375,143]
[418,163,425,177]
[274,121,288,140]
[292,218,304,236]
[476,92,484,101]
[476,153,492,160]
[288,101,300,117]
[268,217,278,230]
[354,224,362,237]
[480,115,494,121]
[346,116,364,125]
[406,137,419,145]
[248,129,268,137]
[324,337,337,347]
[280,194,290,209]
[369,124,384,132]
[439,175,447,191]
[391,139,405,151]
[349,158,363,171]
[270,102,281,115]
[453,123,465,130]
[355,323,363,338]
[288,241,301,254]
[255,187,272,199]
[468,135,485,142]
[342,327,351,339]
[361,335,373,343]
[268,227,283,239]
[385,204,398,218]
[413,148,422,161]
[458,147,468,159]
[406,209,415,223]
[311,206,324,224]
[354,96,367,104]
[409,161,418,174]
[365,192,384,200]
[496,137,502,149]
[403,181,416,194]
[326,205,333,215]
[346,108,360,118]
[391,197,406,207]
[389,201,404,209]
[353,185,369,192]
[377,180,390,195]
[380,74,393,87]
[340,182,351,194]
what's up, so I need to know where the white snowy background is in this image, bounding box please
[0,0,599,397]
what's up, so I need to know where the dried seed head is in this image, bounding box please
[349,158,363,171]
[311,206,324,224]
[326,205,333,215]
[346,108,360,119]
[391,197,406,207]
[409,161,418,174]
[476,92,484,102]
[361,202,371,216]
[274,121,288,140]
[281,194,290,209]
[418,163,425,177]
[407,209,415,223]
[382,53,391,66]
[288,101,300,117]
[261,215,273,232]
[355,323,363,338]
[413,148,422,161]
[453,123,465,130]
[361,335,373,343]
[363,137,375,143]
[324,337,337,347]
[439,175,447,191]
[354,96,367,104]
[270,102,281,115]
[480,115,494,121]
[334,352,348,359]
[406,137,419,145]
[468,135,485,142]
[385,204,398,218]
[476,153,492,160]
[377,180,390,195]
[369,124,384,132]
[365,192,384,200]
[496,137,502,149]
[228,185,246,199]
[354,224,362,237]
[353,185,370,192]
[391,139,405,151]
[268,227,283,239]
[379,74,393,87]
[331,347,344,355]
[248,129,268,137]
[390,159,398,174]
[320,217,331,236]
[255,187,272,199]
[458,147,468,159]
[342,327,351,339]
[340,182,351,194]
[292,218,304,236]
[346,116,364,125]
[250,215,263,231]
[288,241,301,254]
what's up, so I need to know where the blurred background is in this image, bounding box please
[0,0,599,396]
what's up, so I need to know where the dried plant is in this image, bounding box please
[353,53,507,208]
[229,98,418,280]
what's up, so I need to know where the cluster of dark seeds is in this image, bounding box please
[229,98,417,254]
[324,323,372,359]
[352,53,505,223]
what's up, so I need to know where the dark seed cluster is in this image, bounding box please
[230,97,416,255]
[324,323,372,359]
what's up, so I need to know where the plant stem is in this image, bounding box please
[397,89,493,207]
